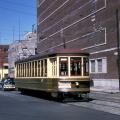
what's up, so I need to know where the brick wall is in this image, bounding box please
[37,0,120,92]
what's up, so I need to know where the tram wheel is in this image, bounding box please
[58,93,66,102]
[51,92,58,98]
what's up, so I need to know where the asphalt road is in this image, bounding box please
[0,91,120,120]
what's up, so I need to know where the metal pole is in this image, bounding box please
[0,32,1,43]
[116,9,120,91]
[61,28,66,49]
[13,27,15,42]
[19,17,21,41]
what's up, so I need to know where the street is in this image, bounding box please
[0,91,120,120]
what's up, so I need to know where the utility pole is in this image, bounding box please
[61,28,66,49]
[0,32,1,43]
[13,27,15,42]
[0,32,1,42]
[32,24,35,33]
[116,9,120,91]
[19,17,21,41]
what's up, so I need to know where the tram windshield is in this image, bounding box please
[59,57,89,77]
[59,57,68,76]
[70,57,81,76]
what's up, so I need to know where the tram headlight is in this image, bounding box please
[75,82,80,88]
[58,82,71,89]
[75,82,79,86]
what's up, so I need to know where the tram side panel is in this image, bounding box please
[15,78,58,92]
[15,77,90,94]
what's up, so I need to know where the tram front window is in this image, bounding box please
[59,58,68,76]
[70,57,81,76]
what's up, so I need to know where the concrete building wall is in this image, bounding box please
[37,0,120,92]
[8,32,37,77]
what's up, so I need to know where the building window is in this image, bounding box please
[4,74,8,78]
[97,59,102,72]
[90,58,107,73]
[4,48,8,52]
[90,60,95,73]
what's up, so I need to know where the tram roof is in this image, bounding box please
[15,49,89,63]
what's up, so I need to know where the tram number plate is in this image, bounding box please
[58,82,71,89]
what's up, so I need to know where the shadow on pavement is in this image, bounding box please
[18,89,94,103]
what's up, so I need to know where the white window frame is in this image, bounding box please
[90,57,107,73]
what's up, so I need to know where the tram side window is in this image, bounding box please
[38,60,40,77]
[20,64,22,77]
[19,64,21,77]
[41,60,43,77]
[30,62,31,77]
[28,62,30,77]
[24,63,26,77]
[51,58,57,76]
[23,63,25,77]
[35,61,37,76]
[70,57,81,76]
[44,59,47,77]
[16,64,18,77]
[83,58,89,76]
[32,62,34,77]
[59,58,68,76]
[22,63,24,77]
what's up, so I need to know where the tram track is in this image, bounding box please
[68,99,120,115]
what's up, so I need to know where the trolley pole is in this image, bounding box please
[116,9,120,91]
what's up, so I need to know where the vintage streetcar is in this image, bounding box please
[15,49,90,99]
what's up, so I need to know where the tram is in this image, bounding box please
[15,49,90,98]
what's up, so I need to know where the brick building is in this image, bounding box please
[0,45,9,79]
[37,0,120,92]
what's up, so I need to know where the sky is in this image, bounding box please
[0,0,36,45]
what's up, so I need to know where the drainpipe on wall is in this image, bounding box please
[116,9,120,91]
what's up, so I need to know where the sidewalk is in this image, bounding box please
[68,91,120,115]
[90,91,120,103]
